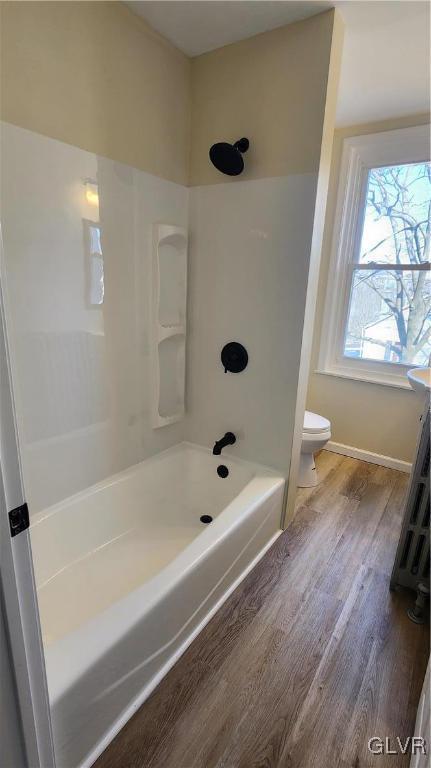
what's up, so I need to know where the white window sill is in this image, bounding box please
[314,367,414,391]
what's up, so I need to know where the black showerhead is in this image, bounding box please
[209,137,249,176]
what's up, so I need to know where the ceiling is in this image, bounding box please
[127,1,333,56]
[126,1,431,126]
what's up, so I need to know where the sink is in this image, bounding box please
[407,367,431,393]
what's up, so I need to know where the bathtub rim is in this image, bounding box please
[30,440,282,528]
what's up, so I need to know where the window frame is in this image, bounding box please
[318,124,431,389]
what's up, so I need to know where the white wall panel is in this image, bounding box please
[0,123,189,512]
[185,175,317,472]
[1,123,319,507]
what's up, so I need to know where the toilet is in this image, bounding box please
[298,410,331,487]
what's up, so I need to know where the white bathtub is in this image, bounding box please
[30,442,285,768]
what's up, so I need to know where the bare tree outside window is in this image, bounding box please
[344,161,431,365]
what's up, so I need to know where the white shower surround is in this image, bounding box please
[2,122,318,506]
[0,122,189,513]
[1,124,324,768]
[30,442,284,768]
[185,175,318,472]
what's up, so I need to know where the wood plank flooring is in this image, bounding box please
[95,452,429,768]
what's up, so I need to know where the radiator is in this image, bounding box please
[391,404,430,592]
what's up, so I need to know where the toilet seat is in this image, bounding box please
[303,410,330,435]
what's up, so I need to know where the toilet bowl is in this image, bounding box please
[298,410,331,488]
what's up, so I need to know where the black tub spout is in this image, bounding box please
[213,432,236,455]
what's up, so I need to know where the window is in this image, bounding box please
[319,125,431,388]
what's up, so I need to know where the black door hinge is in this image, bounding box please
[9,502,29,537]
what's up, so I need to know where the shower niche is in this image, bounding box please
[152,223,187,428]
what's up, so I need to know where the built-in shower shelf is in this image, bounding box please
[152,223,188,429]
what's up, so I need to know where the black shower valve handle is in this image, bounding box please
[221,342,248,374]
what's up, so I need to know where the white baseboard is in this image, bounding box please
[324,441,411,474]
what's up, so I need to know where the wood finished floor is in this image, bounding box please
[95,451,429,768]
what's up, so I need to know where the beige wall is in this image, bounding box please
[307,114,430,464]
[0,2,338,189]
[0,1,191,185]
[190,10,337,185]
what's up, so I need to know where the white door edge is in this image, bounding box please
[0,234,56,768]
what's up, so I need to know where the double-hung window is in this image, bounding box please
[319,125,430,388]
